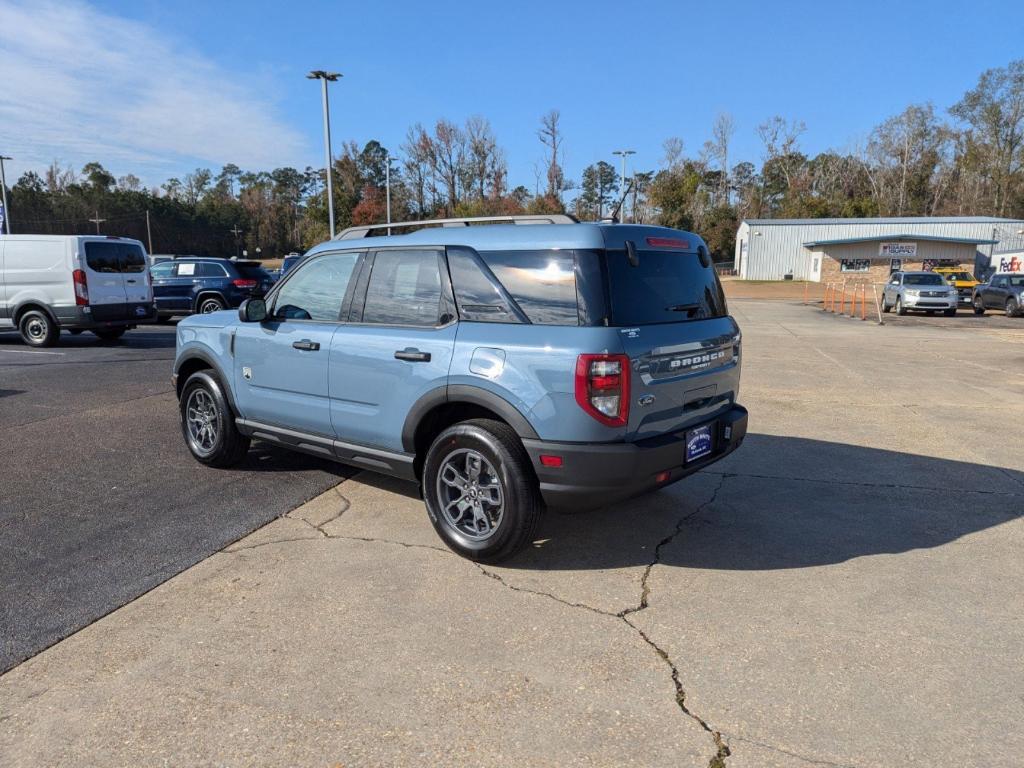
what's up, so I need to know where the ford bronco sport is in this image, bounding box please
[173,215,747,562]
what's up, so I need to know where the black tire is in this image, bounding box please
[973,296,986,315]
[18,309,59,347]
[179,370,250,467]
[69,329,84,335]
[881,295,891,313]
[1007,297,1021,318]
[422,418,543,563]
[943,308,957,317]
[895,297,907,316]
[197,296,225,315]
[93,328,126,342]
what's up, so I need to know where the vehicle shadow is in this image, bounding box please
[0,329,177,350]
[508,433,1024,572]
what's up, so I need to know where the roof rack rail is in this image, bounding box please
[334,214,578,240]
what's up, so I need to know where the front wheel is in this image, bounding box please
[881,294,891,313]
[422,419,543,563]
[973,296,986,315]
[1007,297,1021,317]
[895,297,907,316]
[179,370,250,467]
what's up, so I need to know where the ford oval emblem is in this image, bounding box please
[638,394,656,407]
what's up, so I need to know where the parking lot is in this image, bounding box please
[2,298,1023,767]
[0,326,350,673]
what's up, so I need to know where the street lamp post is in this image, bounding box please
[0,155,12,234]
[612,149,635,222]
[307,70,342,239]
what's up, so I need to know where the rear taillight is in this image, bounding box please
[575,353,630,427]
[232,278,258,289]
[72,269,89,306]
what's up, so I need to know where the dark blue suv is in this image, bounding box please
[151,258,272,321]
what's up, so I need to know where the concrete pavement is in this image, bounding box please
[2,300,1022,767]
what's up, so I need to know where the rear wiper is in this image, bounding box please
[666,303,700,315]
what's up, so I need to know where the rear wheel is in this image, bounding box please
[19,310,59,347]
[93,328,126,342]
[973,295,986,315]
[198,296,225,314]
[179,370,250,467]
[1008,297,1021,317]
[422,418,543,563]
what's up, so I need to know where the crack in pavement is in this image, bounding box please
[727,735,863,768]
[247,475,736,767]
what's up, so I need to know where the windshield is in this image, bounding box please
[904,274,945,286]
[604,249,728,325]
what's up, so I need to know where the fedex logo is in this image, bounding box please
[998,255,1023,273]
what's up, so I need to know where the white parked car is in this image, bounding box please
[881,271,958,317]
[0,235,156,346]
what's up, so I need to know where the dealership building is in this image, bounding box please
[733,217,1024,283]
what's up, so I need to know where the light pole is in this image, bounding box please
[612,150,635,222]
[307,70,342,239]
[0,155,11,234]
[384,150,392,235]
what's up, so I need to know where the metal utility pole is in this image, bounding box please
[145,209,153,253]
[89,210,106,234]
[612,150,635,222]
[385,151,392,235]
[307,70,342,239]
[229,225,243,259]
[0,154,11,234]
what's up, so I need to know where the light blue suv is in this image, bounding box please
[173,215,748,562]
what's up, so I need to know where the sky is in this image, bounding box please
[1,0,1023,193]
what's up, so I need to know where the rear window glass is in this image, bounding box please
[478,250,578,325]
[605,249,727,325]
[904,274,944,286]
[84,242,147,273]
[235,264,269,279]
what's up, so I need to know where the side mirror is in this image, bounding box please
[239,298,267,323]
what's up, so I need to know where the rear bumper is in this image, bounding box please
[54,303,157,329]
[524,405,748,511]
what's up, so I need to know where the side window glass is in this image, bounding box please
[447,247,520,323]
[151,263,173,279]
[361,250,443,326]
[478,250,578,325]
[273,252,359,321]
[176,262,197,277]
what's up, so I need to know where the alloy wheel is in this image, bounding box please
[436,448,504,541]
[185,388,219,456]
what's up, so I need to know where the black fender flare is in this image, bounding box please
[401,384,539,453]
[174,348,239,415]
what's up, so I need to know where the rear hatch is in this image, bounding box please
[604,240,740,442]
[234,261,273,296]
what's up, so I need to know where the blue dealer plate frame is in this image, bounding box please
[685,423,713,463]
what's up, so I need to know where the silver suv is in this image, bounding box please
[882,271,958,317]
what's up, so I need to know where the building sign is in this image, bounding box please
[879,242,917,257]
[840,258,871,273]
[997,253,1023,273]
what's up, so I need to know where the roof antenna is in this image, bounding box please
[603,177,636,224]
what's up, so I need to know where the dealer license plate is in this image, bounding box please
[685,424,713,463]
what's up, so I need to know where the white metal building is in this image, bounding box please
[734,217,1024,281]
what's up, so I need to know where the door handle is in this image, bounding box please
[126,279,137,284]
[394,348,431,362]
[292,340,320,351]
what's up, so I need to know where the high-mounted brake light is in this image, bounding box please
[646,237,690,250]
[72,269,89,306]
[232,279,258,289]
[575,353,630,427]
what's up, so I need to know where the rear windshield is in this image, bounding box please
[235,264,270,279]
[941,271,975,281]
[904,274,945,286]
[604,249,728,325]
[84,242,147,273]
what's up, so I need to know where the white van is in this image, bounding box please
[0,235,156,347]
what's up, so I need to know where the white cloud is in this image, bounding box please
[0,0,307,184]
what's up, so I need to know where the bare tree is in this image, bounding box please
[538,109,565,200]
[710,113,735,204]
